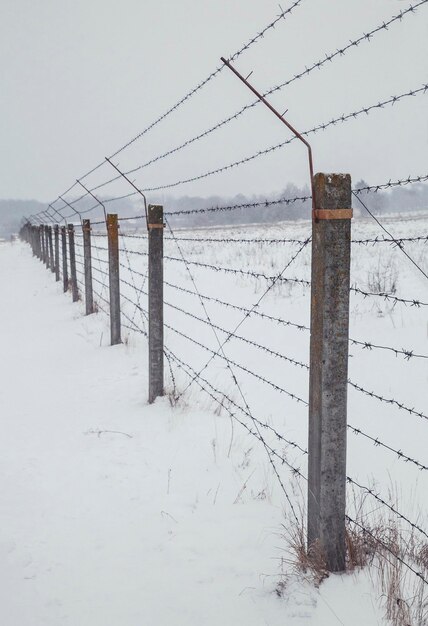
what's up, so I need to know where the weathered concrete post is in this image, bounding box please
[41,226,46,263]
[48,227,55,274]
[37,226,42,259]
[107,214,121,345]
[30,226,36,256]
[44,226,50,268]
[82,219,94,315]
[148,204,164,403]
[68,224,79,302]
[54,225,60,281]
[61,226,69,293]
[307,173,352,573]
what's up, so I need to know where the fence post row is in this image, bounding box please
[148,204,164,404]
[61,226,68,293]
[107,214,121,345]
[307,172,352,573]
[54,225,60,282]
[22,176,354,569]
[82,219,94,315]
[68,223,79,303]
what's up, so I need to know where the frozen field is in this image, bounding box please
[1,212,427,625]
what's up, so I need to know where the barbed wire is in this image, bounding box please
[56,240,428,478]
[164,195,311,217]
[139,84,428,193]
[119,263,426,416]
[350,284,428,307]
[92,266,110,279]
[161,233,428,247]
[162,252,428,307]
[158,293,428,417]
[352,235,428,246]
[137,286,311,372]
[107,0,304,159]
[162,342,306,489]
[164,234,309,244]
[349,338,428,360]
[29,171,427,226]
[118,232,148,239]
[165,212,308,518]
[168,237,312,400]
[119,232,149,333]
[348,380,428,421]
[155,213,306,527]
[164,279,310,330]
[163,316,308,405]
[86,1,428,196]
[348,425,428,471]
[90,244,109,253]
[354,174,428,195]
[26,1,305,221]
[347,477,428,541]
[163,280,428,361]
[346,515,428,585]
[115,292,426,477]
[92,279,110,307]
[26,2,428,226]
[164,253,311,287]
[353,192,428,281]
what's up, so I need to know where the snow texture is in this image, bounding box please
[1,214,427,625]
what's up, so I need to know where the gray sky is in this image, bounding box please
[0,0,427,204]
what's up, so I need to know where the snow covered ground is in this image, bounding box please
[1,214,427,625]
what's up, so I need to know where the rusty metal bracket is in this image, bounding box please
[221,56,316,219]
[77,179,107,224]
[314,209,353,220]
[105,157,149,229]
[147,223,165,230]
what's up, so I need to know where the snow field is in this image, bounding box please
[1,214,427,624]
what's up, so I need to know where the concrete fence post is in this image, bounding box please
[48,226,55,274]
[31,226,37,256]
[54,225,60,281]
[107,214,121,345]
[148,204,164,404]
[82,219,94,315]
[307,173,352,573]
[44,226,50,268]
[68,223,79,303]
[38,226,42,259]
[41,226,46,263]
[37,226,42,259]
[61,226,69,293]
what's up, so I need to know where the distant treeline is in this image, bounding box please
[1,180,427,236]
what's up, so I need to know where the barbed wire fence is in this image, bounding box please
[18,0,428,617]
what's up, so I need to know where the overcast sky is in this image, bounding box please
[0,0,427,205]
